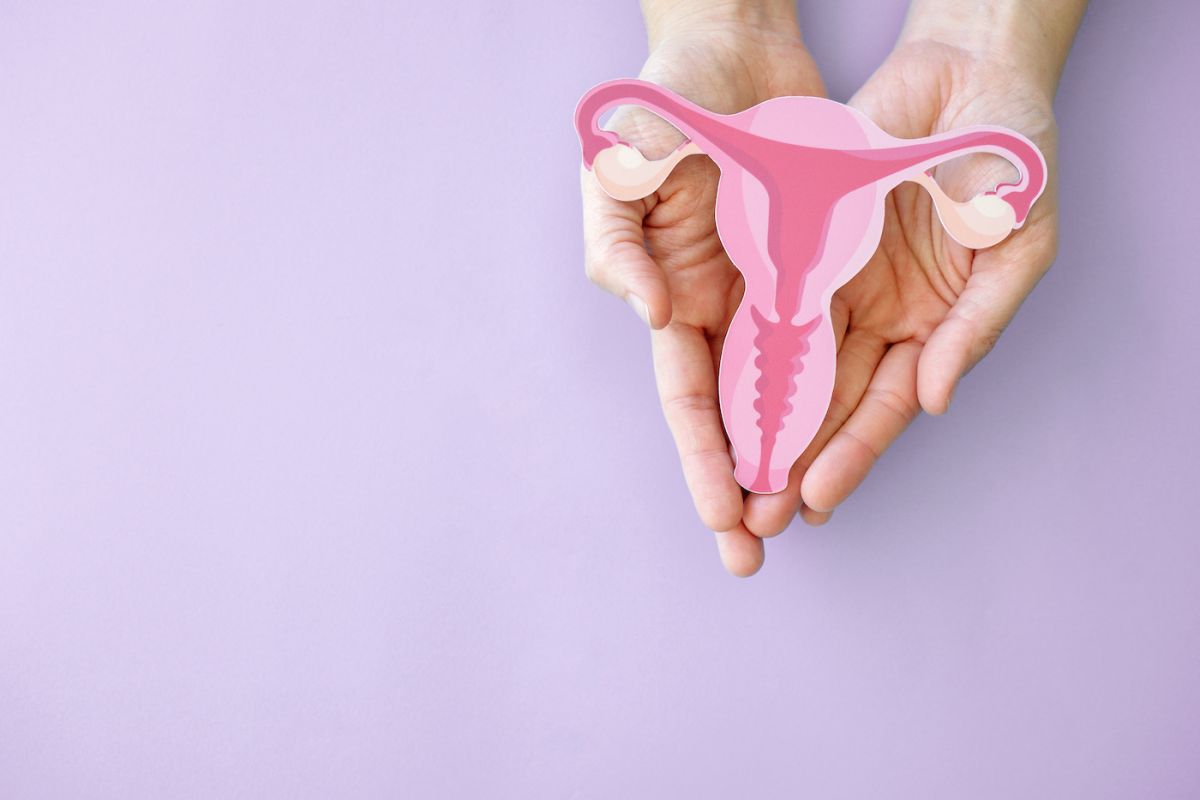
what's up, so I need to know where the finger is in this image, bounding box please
[739,455,806,537]
[802,340,923,512]
[741,457,803,538]
[581,165,672,329]
[714,523,765,577]
[742,322,882,538]
[739,301,851,538]
[799,504,832,526]
[652,322,743,533]
[916,256,1038,414]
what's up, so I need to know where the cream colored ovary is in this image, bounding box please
[592,142,702,202]
[909,171,1018,249]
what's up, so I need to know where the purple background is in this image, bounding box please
[1,1,1197,797]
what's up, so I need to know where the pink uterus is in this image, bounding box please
[575,80,1047,494]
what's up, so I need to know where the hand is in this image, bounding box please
[740,36,1062,540]
[581,9,823,576]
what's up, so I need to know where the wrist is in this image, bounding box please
[898,0,1086,99]
[609,0,820,157]
[642,0,801,52]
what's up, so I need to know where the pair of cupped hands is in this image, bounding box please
[581,13,1059,576]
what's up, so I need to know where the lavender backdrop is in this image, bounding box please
[1,2,1197,797]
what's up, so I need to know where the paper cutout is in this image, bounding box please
[575,79,1047,494]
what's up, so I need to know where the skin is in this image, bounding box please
[582,0,1086,576]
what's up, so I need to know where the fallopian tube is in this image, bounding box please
[575,79,1047,494]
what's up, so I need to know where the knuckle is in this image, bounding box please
[663,392,719,418]
[842,428,883,462]
[866,386,919,422]
[976,325,1004,356]
[825,391,856,426]
[699,503,740,535]
[663,394,728,461]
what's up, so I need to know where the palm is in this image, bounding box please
[618,37,824,344]
[845,42,1058,353]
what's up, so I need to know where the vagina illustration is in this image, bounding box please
[574,79,1047,494]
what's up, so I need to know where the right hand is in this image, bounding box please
[580,20,824,576]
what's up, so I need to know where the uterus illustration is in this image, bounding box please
[575,79,1047,494]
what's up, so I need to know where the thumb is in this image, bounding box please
[918,138,1058,415]
[917,277,1012,415]
[916,249,1046,415]
[580,165,672,329]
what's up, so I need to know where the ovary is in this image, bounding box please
[910,171,1019,250]
[592,141,702,201]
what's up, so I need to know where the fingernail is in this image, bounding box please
[626,293,651,327]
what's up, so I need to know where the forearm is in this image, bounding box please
[900,0,1087,97]
[641,0,801,50]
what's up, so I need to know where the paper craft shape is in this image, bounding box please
[575,79,1047,494]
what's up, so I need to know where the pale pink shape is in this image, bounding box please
[575,80,1047,494]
